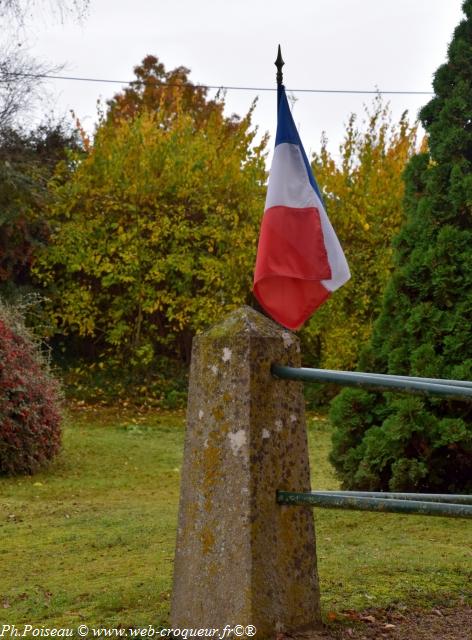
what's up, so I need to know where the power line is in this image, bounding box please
[5,72,435,96]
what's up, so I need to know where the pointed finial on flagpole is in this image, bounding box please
[275,44,284,86]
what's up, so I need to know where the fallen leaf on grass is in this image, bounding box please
[392,613,407,621]
[344,610,362,621]
[360,615,376,623]
[383,623,396,629]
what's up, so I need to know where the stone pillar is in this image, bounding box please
[171,306,321,637]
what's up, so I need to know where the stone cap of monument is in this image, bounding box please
[202,305,297,341]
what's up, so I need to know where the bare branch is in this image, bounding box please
[0,0,88,127]
[0,0,89,26]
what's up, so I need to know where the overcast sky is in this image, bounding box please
[26,0,465,160]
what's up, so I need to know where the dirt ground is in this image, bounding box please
[287,605,472,640]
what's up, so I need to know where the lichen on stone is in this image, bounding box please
[228,429,247,456]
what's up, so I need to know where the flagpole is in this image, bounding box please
[275,44,284,86]
[250,46,286,321]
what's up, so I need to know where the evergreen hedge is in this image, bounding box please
[329,0,472,493]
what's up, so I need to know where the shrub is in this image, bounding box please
[0,300,62,475]
[329,1,472,493]
[330,392,471,492]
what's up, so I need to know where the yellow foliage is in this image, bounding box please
[33,96,267,365]
[301,96,419,370]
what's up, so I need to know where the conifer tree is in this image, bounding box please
[330,0,472,492]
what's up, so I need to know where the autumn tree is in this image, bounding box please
[330,0,472,492]
[106,55,236,133]
[301,97,418,371]
[34,83,266,372]
[0,0,87,297]
[0,121,80,298]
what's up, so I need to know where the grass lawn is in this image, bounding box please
[0,406,470,628]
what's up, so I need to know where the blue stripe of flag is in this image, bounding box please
[274,85,325,206]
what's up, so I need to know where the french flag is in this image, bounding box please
[253,85,350,330]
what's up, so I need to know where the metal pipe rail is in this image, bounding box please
[314,491,472,505]
[319,369,472,389]
[277,491,472,518]
[272,365,472,399]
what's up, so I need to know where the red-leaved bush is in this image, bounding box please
[0,313,62,475]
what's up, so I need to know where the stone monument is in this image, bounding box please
[171,306,321,637]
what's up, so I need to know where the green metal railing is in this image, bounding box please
[277,491,472,518]
[313,491,472,504]
[272,364,472,399]
[273,364,472,518]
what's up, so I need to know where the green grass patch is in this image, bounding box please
[308,414,471,613]
[0,408,470,629]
